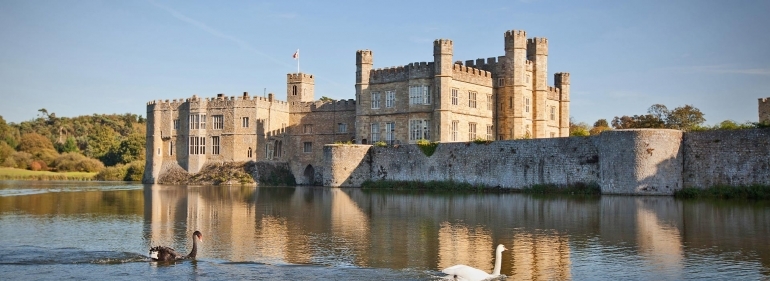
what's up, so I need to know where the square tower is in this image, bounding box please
[287,73,315,103]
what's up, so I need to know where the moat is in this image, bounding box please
[1,181,769,280]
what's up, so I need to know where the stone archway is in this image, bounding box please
[303,164,315,185]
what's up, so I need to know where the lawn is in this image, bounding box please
[0,167,97,181]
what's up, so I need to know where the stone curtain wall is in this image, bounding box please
[324,129,770,195]
[323,145,372,187]
[683,129,770,188]
[598,129,683,195]
[337,137,601,188]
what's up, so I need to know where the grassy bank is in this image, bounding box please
[0,167,97,181]
[360,180,601,195]
[675,185,770,200]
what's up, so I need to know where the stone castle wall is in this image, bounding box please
[682,129,770,188]
[323,129,770,195]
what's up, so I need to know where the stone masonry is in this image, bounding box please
[760,97,770,124]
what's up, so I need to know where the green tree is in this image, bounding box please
[61,136,80,153]
[570,119,590,137]
[85,125,119,160]
[319,96,334,102]
[18,133,56,154]
[667,105,705,131]
[103,133,145,166]
[590,119,611,135]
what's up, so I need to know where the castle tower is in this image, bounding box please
[287,73,315,104]
[356,50,372,117]
[433,39,453,141]
[760,97,770,124]
[499,30,528,139]
[555,72,570,137]
[527,38,548,138]
[142,101,164,183]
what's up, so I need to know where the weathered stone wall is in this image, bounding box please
[323,144,372,187]
[367,137,600,188]
[324,129,770,195]
[598,129,683,195]
[683,129,770,188]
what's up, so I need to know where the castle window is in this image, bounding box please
[242,117,249,128]
[451,88,458,105]
[173,119,179,130]
[487,94,493,111]
[248,147,252,158]
[188,114,205,129]
[409,119,430,141]
[469,91,477,108]
[525,98,530,113]
[303,142,312,153]
[188,136,205,155]
[371,92,380,109]
[370,123,380,142]
[498,78,505,87]
[293,85,297,96]
[211,136,220,155]
[303,124,313,134]
[487,125,494,140]
[338,123,347,133]
[451,120,459,142]
[213,115,224,130]
[409,85,430,105]
[170,141,173,155]
[385,90,395,108]
[550,106,555,121]
[385,122,395,144]
[468,122,477,140]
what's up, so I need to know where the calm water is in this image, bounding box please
[0,181,769,280]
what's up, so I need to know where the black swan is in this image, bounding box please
[149,231,202,261]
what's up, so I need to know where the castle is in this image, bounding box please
[143,29,570,184]
[761,97,770,124]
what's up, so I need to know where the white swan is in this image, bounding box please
[442,244,507,281]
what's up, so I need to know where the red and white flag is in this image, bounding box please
[293,49,299,60]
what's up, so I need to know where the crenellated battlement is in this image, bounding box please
[555,72,570,86]
[356,49,373,64]
[505,30,527,50]
[369,62,434,83]
[452,63,493,86]
[547,86,561,101]
[433,39,453,54]
[287,73,314,83]
[527,37,548,56]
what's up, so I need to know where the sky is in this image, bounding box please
[1,0,769,125]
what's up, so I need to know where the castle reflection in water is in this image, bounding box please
[142,185,769,279]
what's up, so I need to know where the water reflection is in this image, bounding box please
[2,181,769,279]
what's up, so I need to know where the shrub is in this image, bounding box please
[0,141,14,164]
[374,141,387,147]
[30,160,47,171]
[416,139,439,157]
[472,138,492,145]
[52,152,105,172]
[95,165,127,181]
[8,151,33,169]
[124,160,145,181]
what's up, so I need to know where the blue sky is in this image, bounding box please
[1,0,769,125]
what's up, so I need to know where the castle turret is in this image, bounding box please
[355,50,372,117]
[142,101,164,183]
[555,72,570,137]
[433,39,453,141]
[528,38,548,138]
[499,30,528,139]
[287,73,315,104]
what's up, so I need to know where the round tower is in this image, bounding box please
[433,39,453,141]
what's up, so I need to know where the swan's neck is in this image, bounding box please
[492,249,503,276]
[186,237,198,259]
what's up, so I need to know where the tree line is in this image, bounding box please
[0,109,146,180]
[570,103,768,137]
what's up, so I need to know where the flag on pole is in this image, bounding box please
[293,49,299,59]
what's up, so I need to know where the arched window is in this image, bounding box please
[248,147,253,158]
